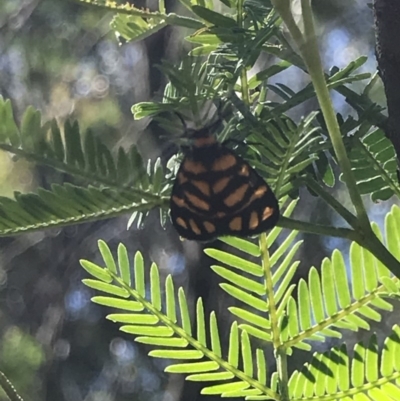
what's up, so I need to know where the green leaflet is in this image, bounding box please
[191,6,236,27]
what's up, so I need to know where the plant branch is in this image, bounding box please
[0,371,24,401]
[278,216,358,241]
[260,234,279,347]
[260,233,289,401]
[275,346,289,401]
[298,177,358,228]
[373,0,400,160]
[358,231,400,278]
[271,0,400,279]
[0,201,167,237]
[237,0,250,105]
[299,0,370,227]
[0,144,163,204]
[271,0,370,226]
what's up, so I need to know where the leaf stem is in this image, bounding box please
[236,0,250,105]
[271,0,369,227]
[299,0,370,227]
[0,200,167,237]
[271,0,400,278]
[299,177,358,228]
[359,231,400,278]
[0,144,163,203]
[275,347,289,401]
[236,0,244,30]
[260,234,279,346]
[260,233,289,400]
[278,216,358,241]
[0,371,24,401]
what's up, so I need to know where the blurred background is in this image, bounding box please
[0,0,398,400]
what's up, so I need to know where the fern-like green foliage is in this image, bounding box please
[0,1,392,239]
[347,127,400,201]
[2,0,400,399]
[81,202,400,400]
[240,113,323,198]
[0,97,170,235]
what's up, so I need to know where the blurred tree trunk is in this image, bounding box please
[373,0,400,160]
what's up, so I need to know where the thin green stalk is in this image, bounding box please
[358,231,400,278]
[280,217,400,278]
[278,216,359,241]
[240,69,251,105]
[260,233,289,401]
[275,347,289,401]
[0,371,24,401]
[260,234,279,346]
[236,0,251,105]
[0,144,163,203]
[299,177,358,228]
[271,0,304,49]
[255,84,268,116]
[271,0,369,227]
[270,0,400,279]
[237,0,244,30]
[299,0,370,227]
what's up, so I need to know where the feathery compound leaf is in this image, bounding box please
[81,244,279,399]
[289,326,400,400]
[0,100,160,187]
[79,207,400,399]
[238,113,322,198]
[283,208,400,349]
[206,200,300,344]
[0,183,166,236]
[347,127,400,201]
[0,100,169,235]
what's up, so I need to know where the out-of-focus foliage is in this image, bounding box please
[0,327,44,400]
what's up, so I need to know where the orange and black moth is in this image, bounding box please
[170,126,280,241]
